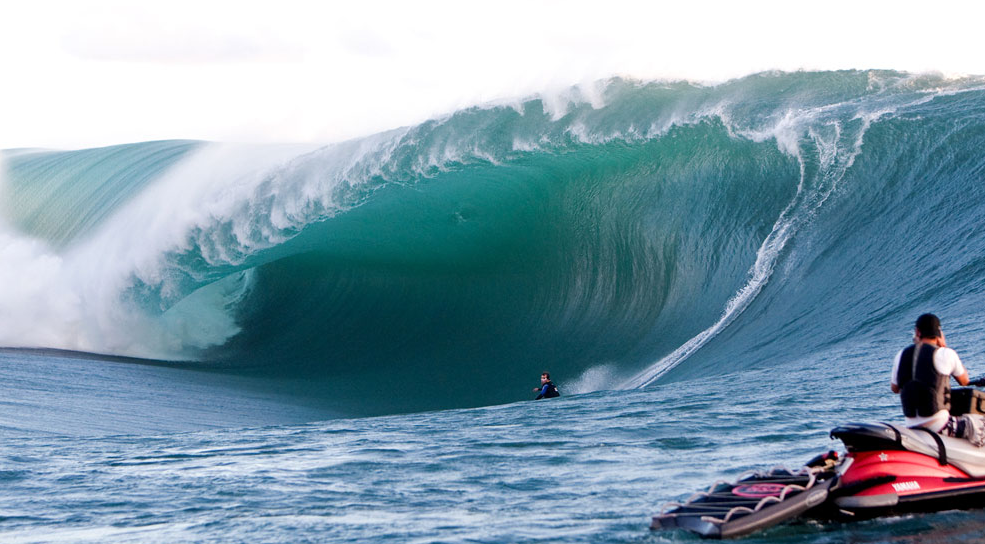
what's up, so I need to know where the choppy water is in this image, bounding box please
[4,345,985,543]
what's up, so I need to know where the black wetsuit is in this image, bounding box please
[536,381,559,399]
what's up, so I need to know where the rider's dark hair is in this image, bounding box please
[916,313,942,339]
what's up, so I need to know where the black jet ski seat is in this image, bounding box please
[831,422,985,478]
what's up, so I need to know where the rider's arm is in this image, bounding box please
[939,347,969,386]
[890,350,902,394]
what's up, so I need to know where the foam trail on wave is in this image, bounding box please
[620,164,807,389]
[621,99,897,389]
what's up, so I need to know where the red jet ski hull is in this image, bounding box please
[836,449,985,514]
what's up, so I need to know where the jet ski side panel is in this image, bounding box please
[835,449,985,514]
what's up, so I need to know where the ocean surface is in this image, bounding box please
[4,70,985,542]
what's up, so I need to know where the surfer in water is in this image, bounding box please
[533,372,559,399]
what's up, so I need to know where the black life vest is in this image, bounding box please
[897,343,951,418]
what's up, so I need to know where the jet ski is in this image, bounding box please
[651,386,985,539]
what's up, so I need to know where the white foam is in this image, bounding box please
[0,230,85,350]
[564,364,619,395]
[0,142,340,358]
[511,138,541,153]
[0,224,250,358]
[0,159,85,350]
[538,80,611,121]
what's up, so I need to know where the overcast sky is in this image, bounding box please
[3,0,984,149]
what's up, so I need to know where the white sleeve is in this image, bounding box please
[891,350,903,385]
[933,347,966,377]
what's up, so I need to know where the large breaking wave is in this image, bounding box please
[4,70,985,413]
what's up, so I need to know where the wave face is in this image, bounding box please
[3,71,985,414]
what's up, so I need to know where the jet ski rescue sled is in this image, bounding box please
[651,387,985,539]
[650,458,837,539]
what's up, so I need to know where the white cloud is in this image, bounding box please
[2,0,985,149]
[62,24,302,64]
[57,1,308,64]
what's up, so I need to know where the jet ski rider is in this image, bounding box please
[891,313,985,445]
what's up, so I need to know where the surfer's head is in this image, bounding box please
[915,313,942,339]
